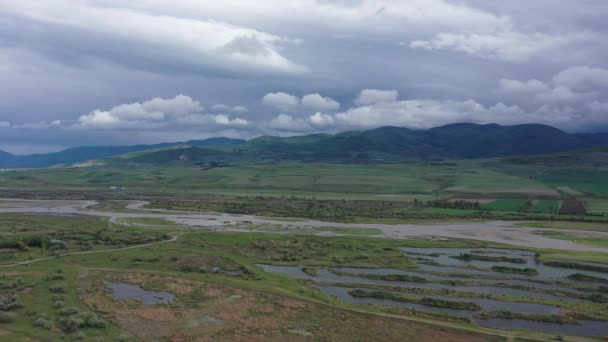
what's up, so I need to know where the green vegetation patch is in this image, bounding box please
[476,310,579,324]
[567,273,608,283]
[526,200,560,214]
[491,266,538,275]
[451,253,526,264]
[544,261,608,274]
[349,290,481,310]
[534,170,608,196]
[481,200,530,212]
[532,230,608,248]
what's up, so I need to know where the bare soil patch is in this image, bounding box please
[77,271,501,342]
[559,199,587,215]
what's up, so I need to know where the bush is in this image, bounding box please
[33,317,53,330]
[0,312,16,323]
[52,300,65,309]
[115,334,132,342]
[58,307,80,316]
[47,273,65,281]
[57,311,106,332]
[51,294,66,301]
[49,284,67,294]
[82,313,106,328]
[0,295,22,311]
[59,316,84,332]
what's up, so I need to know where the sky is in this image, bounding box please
[1,1,608,155]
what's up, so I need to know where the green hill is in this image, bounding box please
[104,123,608,166]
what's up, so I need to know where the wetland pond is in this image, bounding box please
[107,283,176,305]
[258,246,608,337]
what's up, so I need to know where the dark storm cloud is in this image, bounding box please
[1,0,608,154]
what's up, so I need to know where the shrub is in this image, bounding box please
[52,300,65,309]
[47,273,65,281]
[59,316,84,332]
[58,307,80,316]
[49,284,67,294]
[0,312,16,323]
[0,295,22,311]
[81,313,106,328]
[115,334,132,342]
[33,317,53,330]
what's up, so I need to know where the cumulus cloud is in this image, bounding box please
[301,94,340,111]
[331,98,599,130]
[498,66,608,109]
[309,112,335,126]
[263,92,339,112]
[212,104,248,112]
[212,104,230,111]
[268,114,311,131]
[553,66,608,90]
[355,89,399,105]
[78,95,204,128]
[178,114,248,126]
[77,95,247,129]
[233,105,248,112]
[263,92,300,112]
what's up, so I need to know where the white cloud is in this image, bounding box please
[331,97,603,130]
[76,95,246,129]
[498,79,549,95]
[263,92,300,112]
[268,114,311,131]
[309,112,335,126]
[0,121,11,128]
[1,1,307,75]
[335,99,487,128]
[212,104,230,111]
[410,31,591,63]
[212,104,248,112]
[355,89,399,105]
[78,95,203,128]
[496,66,607,113]
[15,120,62,129]
[301,94,340,111]
[535,86,593,105]
[178,114,248,126]
[553,66,608,90]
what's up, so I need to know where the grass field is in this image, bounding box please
[534,170,608,196]
[527,200,561,214]
[518,221,608,233]
[531,230,608,248]
[481,200,529,212]
[0,162,559,198]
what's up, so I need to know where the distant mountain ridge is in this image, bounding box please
[108,123,608,166]
[2,123,608,168]
[0,137,245,168]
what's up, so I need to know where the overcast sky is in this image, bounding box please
[1,1,608,154]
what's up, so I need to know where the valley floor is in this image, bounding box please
[1,198,608,341]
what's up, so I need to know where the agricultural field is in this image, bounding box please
[0,161,566,198]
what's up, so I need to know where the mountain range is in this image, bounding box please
[1,123,608,168]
